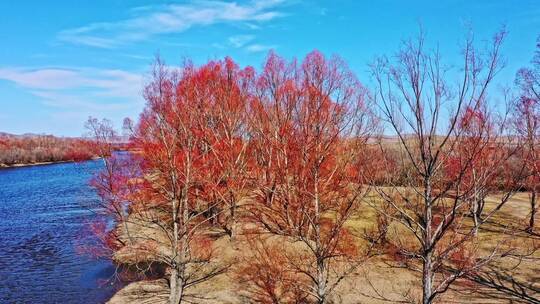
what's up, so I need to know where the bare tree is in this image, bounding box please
[514,36,540,234]
[369,29,525,304]
[85,117,136,244]
[516,35,540,101]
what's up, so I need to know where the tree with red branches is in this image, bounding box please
[243,51,375,303]
[446,105,516,235]
[89,56,258,304]
[193,57,254,239]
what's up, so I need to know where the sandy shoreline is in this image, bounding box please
[0,160,74,169]
[0,157,101,169]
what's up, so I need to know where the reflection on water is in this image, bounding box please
[0,160,116,303]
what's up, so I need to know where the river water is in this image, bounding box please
[0,160,116,303]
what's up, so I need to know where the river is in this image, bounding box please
[0,160,117,303]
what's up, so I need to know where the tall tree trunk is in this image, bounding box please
[471,169,480,236]
[169,197,181,304]
[422,180,434,304]
[169,268,180,304]
[229,196,237,240]
[472,202,480,236]
[316,258,327,304]
[314,168,326,304]
[169,253,186,304]
[422,250,434,304]
[169,153,191,304]
[529,190,537,233]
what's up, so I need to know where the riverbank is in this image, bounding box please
[0,160,74,169]
[0,157,102,169]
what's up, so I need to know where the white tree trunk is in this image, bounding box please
[422,180,434,304]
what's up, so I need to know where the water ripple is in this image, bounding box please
[0,161,116,304]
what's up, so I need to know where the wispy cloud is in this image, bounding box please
[34,91,131,111]
[58,0,286,48]
[0,67,142,97]
[0,67,143,111]
[245,43,275,53]
[228,34,255,48]
[0,68,81,90]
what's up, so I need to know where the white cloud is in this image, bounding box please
[245,43,275,53]
[0,67,143,99]
[0,68,81,90]
[58,0,286,48]
[228,35,255,48]
[0,66,144,113]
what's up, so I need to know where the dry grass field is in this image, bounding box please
[107,191,540,304]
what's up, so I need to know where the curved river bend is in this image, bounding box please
[0,160,116,303]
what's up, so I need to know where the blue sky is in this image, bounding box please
[0,0,538,136]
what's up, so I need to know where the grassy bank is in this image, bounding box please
[106,191,540,304]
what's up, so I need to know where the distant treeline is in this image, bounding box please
[0,134,97,166]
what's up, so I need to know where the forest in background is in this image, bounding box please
[0,133,98,166]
